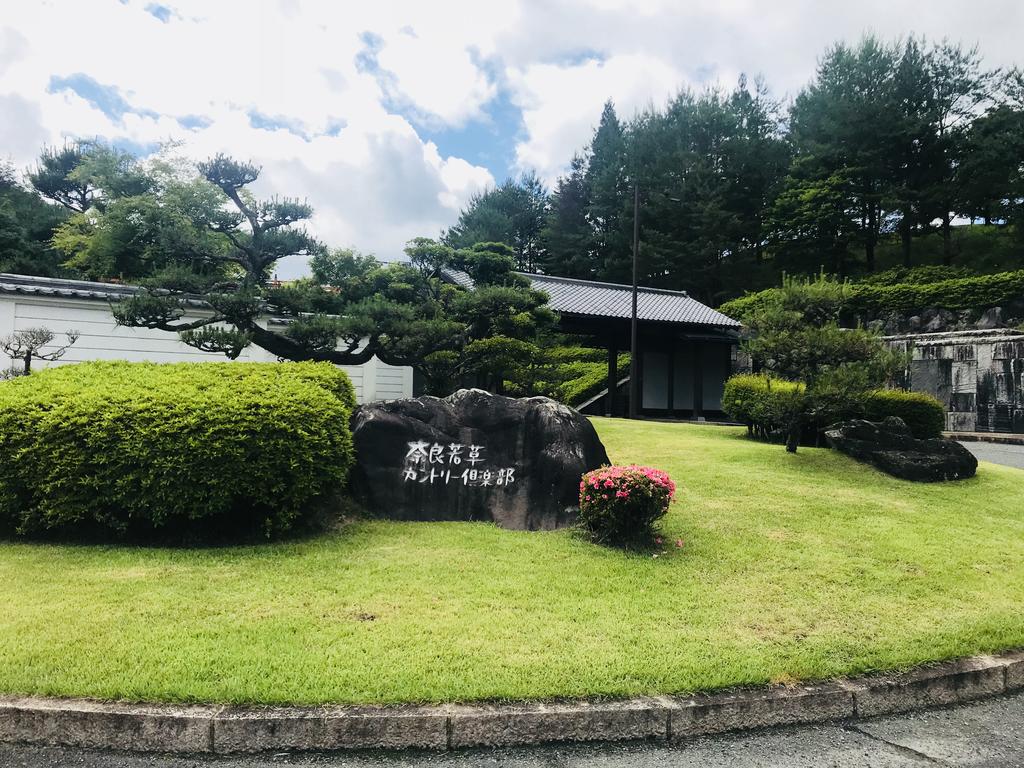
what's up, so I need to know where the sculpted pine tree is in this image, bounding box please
[112,156,556,380]
[113,155,385,364]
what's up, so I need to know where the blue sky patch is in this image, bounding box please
[144,3,175,23]
[248,110,311,140]
[47,73,158,122]
[415,88,523,183]
[108,136,161,158]
[177,114,212,130]
[355,32,522,181]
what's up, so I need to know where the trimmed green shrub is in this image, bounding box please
[721,269,1024,322]
[719,290,776,322]
[723,373,946,441]
[856,265,976,286]
[578,465,675,547]
[863,389,945,439]
[0,361,355,540]
[722,373,805,440]
[846,270,1024,315]
[557,351,631,406]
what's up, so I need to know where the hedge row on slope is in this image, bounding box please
[0,361,355,541]
[719,269,1024,321]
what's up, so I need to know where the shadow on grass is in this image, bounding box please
[0,493,369,552]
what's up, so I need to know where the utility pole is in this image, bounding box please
[628,183,640,419]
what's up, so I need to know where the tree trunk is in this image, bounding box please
[865,203,877,272]
[23,352,31,375]
[942,211,953,265]
[900,214,912,267]
[785,421,801,453]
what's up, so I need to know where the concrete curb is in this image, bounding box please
[948,431,1024,446]
[2,652,1023,754]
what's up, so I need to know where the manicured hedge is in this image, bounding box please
[721,373,805,440]
[862,388,946,439]
[722,373,946,441]
[0,361,355,540]
[855,265,976,286]
[719,270,1024,322]
[557,351,631,406]
[846,270,1024,315]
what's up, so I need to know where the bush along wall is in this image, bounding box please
[0,361,355,542]
[720,270,1024,325]
[722,373,945,443]
[861,389,946,439]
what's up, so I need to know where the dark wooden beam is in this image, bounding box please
[666,341,675,415]
[693,344,704,419]
[606,343,618,417]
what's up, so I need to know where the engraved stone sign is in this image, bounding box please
[349,389,609,530]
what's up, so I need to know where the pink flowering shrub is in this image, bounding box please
[578,465,676,546]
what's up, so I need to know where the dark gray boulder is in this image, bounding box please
[825,417,977,482]
[349,389,610,530]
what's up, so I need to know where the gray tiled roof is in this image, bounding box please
[0,273,207,308]
[2,270,741,329]
[442,268,740,328]
[0,272,136,300]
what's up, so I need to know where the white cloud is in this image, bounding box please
[0,0,497,276]
[508,53,685,184]
[497,0,1024,181]
[373,30,496,127]
[0,93,46,166]
[0,0,1021,276]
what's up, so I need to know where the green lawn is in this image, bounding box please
[2,419,1024,706]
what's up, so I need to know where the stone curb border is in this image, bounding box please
[949,432,1024,446]
[2,652,1023,754]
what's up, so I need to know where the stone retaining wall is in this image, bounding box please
[886,329,1024,434]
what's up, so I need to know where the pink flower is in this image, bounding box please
[675,539,684,548]
[655,537,662,545]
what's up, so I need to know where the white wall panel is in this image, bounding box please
[1,294,413,402]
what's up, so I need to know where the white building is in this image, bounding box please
[0,273,414,402]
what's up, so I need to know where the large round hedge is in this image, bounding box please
[0,361,355,540]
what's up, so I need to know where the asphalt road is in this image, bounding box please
[961,440,1024,470]
[4,691,1024,768]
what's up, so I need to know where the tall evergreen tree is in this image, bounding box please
[890,37,939,265]
[0,162,68,277]
[538,154,595,278]
[922,42,999,262]
[786,36,905,272]
[442,172,547,271]
[585,101,631,282]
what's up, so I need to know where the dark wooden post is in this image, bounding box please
[606,343,618,417]
[693,342,704,420]
[635,333,644,416]
[666,340,675,416]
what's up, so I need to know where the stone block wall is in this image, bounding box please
[886,329,1024,433]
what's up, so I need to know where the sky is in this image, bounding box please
[1,0,1022,277]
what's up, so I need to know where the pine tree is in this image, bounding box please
[585,101,630,282]
[538,155,595,277]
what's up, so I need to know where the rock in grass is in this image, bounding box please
[825,417,977,482]
[349,389,609,530]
